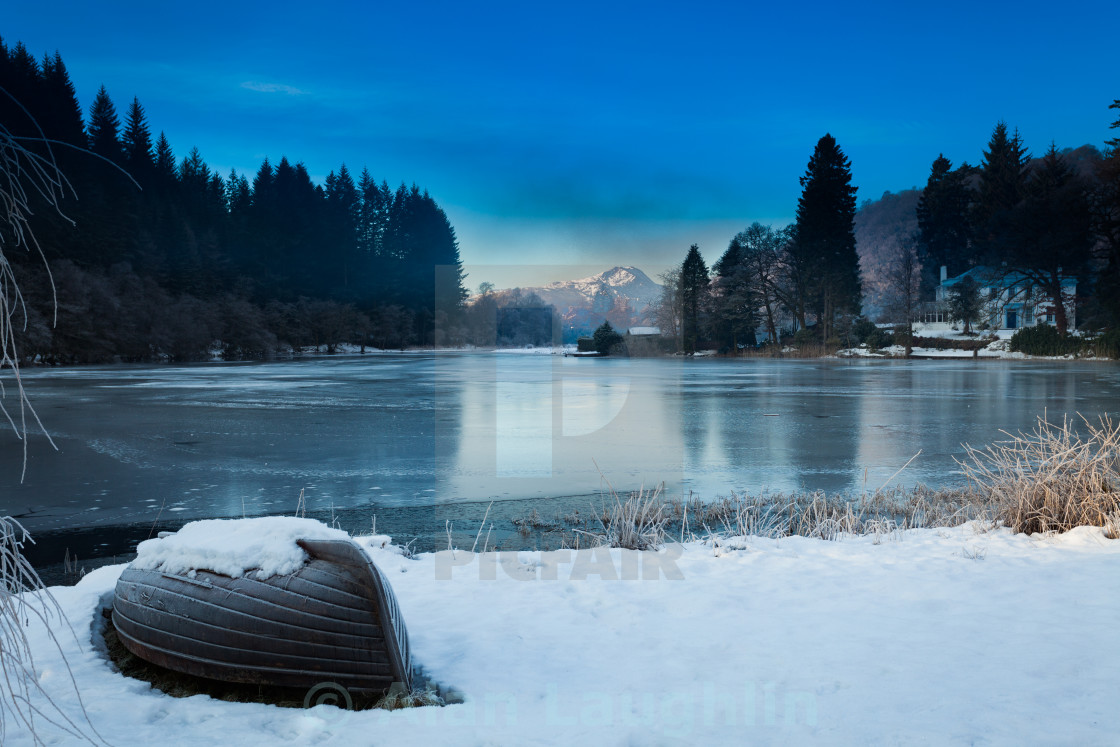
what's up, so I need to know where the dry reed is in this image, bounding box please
[582,483,672,550]
[958,413,1120,534]
[373,684,446,711]
[1,517,104,745]
[571,413,1120,548]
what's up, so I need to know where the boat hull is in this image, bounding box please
[112,538,411,694]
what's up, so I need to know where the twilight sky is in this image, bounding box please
[6,0,1118,288]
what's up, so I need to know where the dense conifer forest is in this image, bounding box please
[1,37,475,363]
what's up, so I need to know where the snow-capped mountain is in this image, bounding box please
[530,266,663,318]
[479,266,663,340]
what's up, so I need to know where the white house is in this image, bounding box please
[934,266,1077,330]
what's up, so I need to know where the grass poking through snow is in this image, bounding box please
[561,414,1120,550]
[959,413,1120,535]
[1,517,105,746]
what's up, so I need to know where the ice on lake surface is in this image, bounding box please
[3,352,1120,536]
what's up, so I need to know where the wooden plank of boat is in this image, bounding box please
[112,537,411,694]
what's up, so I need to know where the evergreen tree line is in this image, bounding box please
[658,104,1120,353]
[916,116,1120,334]
[0,38,471,363]
[657,134,862,353]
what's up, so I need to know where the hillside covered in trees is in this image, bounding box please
[1,37,475,363]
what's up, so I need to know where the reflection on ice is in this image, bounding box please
[3,352,1119,537]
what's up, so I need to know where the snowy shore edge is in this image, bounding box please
[7,523,1118,745]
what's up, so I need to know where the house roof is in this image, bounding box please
[627,326,661,336]
[941,265,1076,288]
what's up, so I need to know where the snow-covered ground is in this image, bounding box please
[837,322,1099,360]
[6,521,1119,745]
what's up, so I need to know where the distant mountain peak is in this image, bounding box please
[482,265,663,339]
[543,265,654,292]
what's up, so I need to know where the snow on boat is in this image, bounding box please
[112,519,411,695]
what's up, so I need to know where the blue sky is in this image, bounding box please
[6,0,1118,287]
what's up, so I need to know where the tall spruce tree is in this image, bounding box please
[39,52,84,149]
[179,147,211,199]
[153,131,176,183]
[86,85,122,163]
[1004,144,1093,334]
[792,134,860,340]
[356,168,378,257]
[973,121,1030,260]
[323,164,361,294]
[122,97,154,177]
[225,169,251,214]
[2,42,41,130]
[679,244,709,354]
[916,154,973,295]
[711,233,760,352]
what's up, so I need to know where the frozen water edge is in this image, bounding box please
[6,522,1119,745]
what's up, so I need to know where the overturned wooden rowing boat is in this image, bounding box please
[112,537,411,695]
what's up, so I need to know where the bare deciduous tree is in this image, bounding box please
[653,265,682,350]
[885,234,921,357]
[1,94,68,476]
[2,88,105,746]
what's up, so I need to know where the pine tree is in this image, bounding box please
[1004,144,1092,334]
[710,234,757,352]
[357,168,378,257]
[324,164,361,294]
[2,42,41,131]
[179,147,210,194]
[251,157,274,205]
[793,134,861,340]
[916,154,973,295]
[86,85,122,162]
[207,171,226,213]
[154,131,176,183]
[712,235,745,278]
[39,52,84,148]
[225,169,251,214]
[592,321,623,355]
[679,244,709,354]
[122,97,154,176]
[947,276,982,334]
[973,121,1030,260]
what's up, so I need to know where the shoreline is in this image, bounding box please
[8,342,1115,370]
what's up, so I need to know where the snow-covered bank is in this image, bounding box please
[8,524,1119,745]
[835,323,1113,360]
